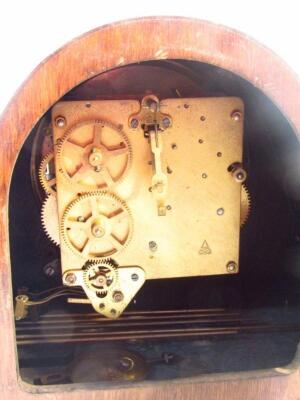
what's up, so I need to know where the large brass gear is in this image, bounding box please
[38,152,56,196]
[56,119,132,191]
[82,260,119,297]
[241,184,251,227]
[41,194,60,246]
[61,191,133,260]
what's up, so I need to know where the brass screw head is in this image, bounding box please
[65,273,76,285]
[55,116,66,128]
[231,110,242,121]
[113,291,124,303]
[227,261,237,273]
[233,167,247,183]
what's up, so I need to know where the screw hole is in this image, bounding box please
[149,241,158,252]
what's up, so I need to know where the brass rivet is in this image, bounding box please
[113,291,124,303]
[227,261,237,273]
[65,273,76,285]
[55,116,66,127]
[231,110,242,121]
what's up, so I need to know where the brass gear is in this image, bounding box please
[61,191,133,260]
[39,152,56,196]
[241,184,251,227]
[83,259,119,296]
[56,119,132,191]
[41,194,60,246]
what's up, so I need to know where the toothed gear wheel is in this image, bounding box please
[241,184,251,227]
[83,260,118,295]
[56,119,132,190]
[41,194,60,246]
[61,191,133,259]
[39,152,56,196]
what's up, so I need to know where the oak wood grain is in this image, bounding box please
[0,16,300,399]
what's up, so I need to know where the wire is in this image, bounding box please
[26,286,83,298]
[22,289,85,307]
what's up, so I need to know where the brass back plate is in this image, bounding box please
[52,97,244,279]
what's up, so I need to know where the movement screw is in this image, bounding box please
[55,116,66,128]
[113,291,124,303]
[231,110,242,121]
[65,273,76,285]
[162,117,171,129]
[226,261,237,273]
[130,118,139,129]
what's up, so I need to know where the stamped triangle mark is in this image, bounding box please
[199,240,212,255]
